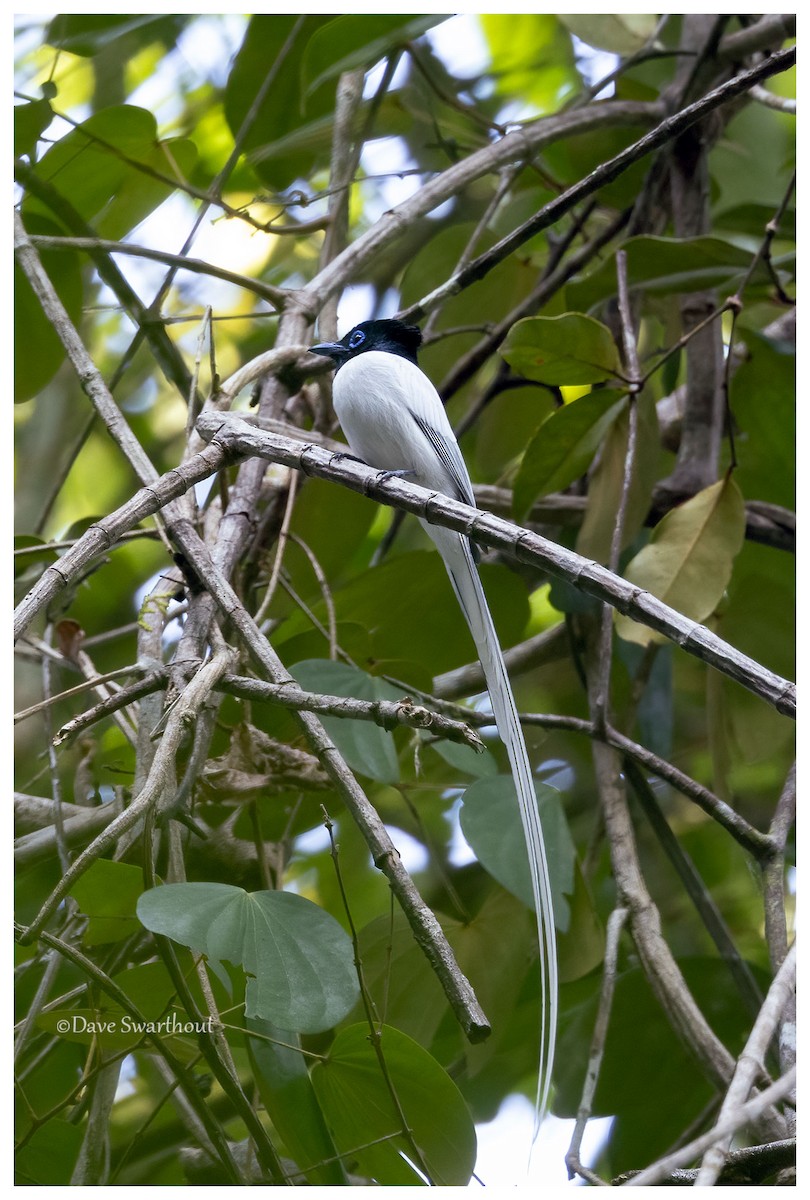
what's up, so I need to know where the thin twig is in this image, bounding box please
[565,906,629,1184]
[27,234,286,305]
[19,644,238,940]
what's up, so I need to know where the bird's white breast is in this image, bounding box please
[332,351,455,489]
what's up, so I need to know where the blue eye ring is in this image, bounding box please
[348,329,366,349]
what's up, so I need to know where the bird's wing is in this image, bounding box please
[410,413,477,509]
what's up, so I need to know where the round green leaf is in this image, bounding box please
[311,1023,477,1185]
[136,883,360,1032]
[459,776,575,930]
[501,314,624,386]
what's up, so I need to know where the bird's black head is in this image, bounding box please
[310,319,422,370]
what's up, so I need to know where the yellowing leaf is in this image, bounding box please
[615,477,746,647]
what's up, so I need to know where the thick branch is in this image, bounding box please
[192,416,796,718]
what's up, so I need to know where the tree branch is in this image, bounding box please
[193,415,797,718]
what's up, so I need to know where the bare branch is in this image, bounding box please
[694,943,795,1184]
[192,415,797,718]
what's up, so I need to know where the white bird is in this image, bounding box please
[311,319,558,1128]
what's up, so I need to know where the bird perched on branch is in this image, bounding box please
[310,318,558,1129]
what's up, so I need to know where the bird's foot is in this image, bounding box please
[378,468,416,483]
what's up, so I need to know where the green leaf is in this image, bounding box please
[225,15,334,188]
[729,330,795,509]
[560,14,659,55]
[576,390,661,562]
[14,97,53,159]
[567,236,766,313]
[69,859,144,945]
[15,1119,84,1185]
[37,961,181,1052]
[278,550,528,683]
[23,105,197,241]
[513,390,628,520]
[426,736,498,779]
[302,15,444,96]
[556,862,605,983]
[480,14,579,113]
[247,1016,348,1185]
[136,883,360,1032]
[716,202,795,243]
[45,14,187,55]
[501,314,624,386]
[290,659,402,784]
[615,476,747,647]
[311,1024,477,1185]
[14,214,83,402]
[459,776,576,929]
[555,958,768,1172]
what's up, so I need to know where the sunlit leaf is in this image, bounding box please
[560,13,659,55]
[22,105,197,240]
[481,14,579,112]
[302,15,444,96]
